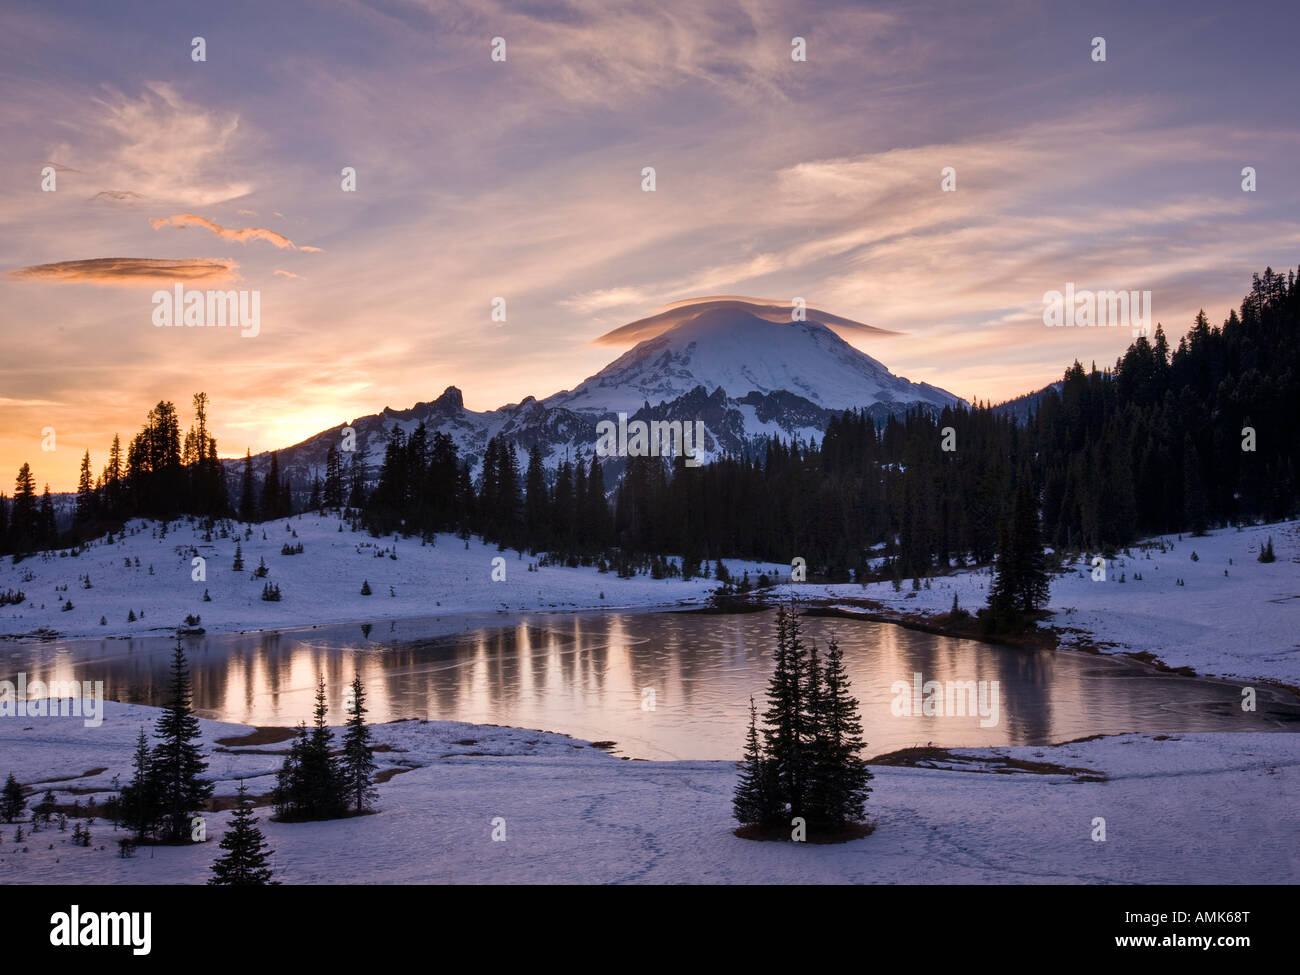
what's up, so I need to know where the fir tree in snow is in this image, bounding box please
[208,782,278,885]
[761,606,813,822]
[261,451,282,520]
[802,639,827,823]
[732,697,775,826]
[151,640,213,841]
[735,608,871,835]
[239,448,257,522]
[340,675,378,813]
[273,678,346,821]
[120,728,158,841]
[987,473,1050,630]
[1,772,24,822]
[272,724,307,820]
[808,638,872,827]
[324,445,344,509]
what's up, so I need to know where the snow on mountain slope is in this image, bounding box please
[547,301,960,414]
[221,298,961,497]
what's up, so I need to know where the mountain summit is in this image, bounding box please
[228,297,961,493]
[547,299,958,414]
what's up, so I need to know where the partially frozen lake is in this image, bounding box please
[8,609,1299,759]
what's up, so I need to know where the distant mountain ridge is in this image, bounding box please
[224,299,964,496]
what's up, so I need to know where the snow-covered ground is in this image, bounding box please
[1,702,1296,884]
[773,520,1300,688]
[2,519,1297,884]
[7,515,1296,691]
[0,514,786,641]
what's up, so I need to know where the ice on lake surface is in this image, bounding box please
[9,608,1299,760]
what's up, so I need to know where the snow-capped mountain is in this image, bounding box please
[225,298,961,496]
[546,300,957,414]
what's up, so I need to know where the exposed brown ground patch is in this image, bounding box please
[868,745,1105,780]
[215,726,299,747]
[373,766,416,784]
[801,601,1060,652]
[32,767,109,786]
[1123,650,1198,676]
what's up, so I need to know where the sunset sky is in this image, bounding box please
[2,0,1298,492]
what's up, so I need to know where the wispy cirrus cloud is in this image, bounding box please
[89,83,252,205]
[559,286,653,315]
[0,396,62,407]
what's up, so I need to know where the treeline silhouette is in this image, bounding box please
[3,266,1297,577]
[1,393,228,558]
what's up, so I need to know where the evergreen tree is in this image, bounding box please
[524,444,547,545]
[273,678,345,820]
[239,449,257,522]
[39,485,56,544]
[732,697,775,826]
[261,451,282,520]
[340,675,378,813]
[1182,435,1208,535]
[802,640,827,823]
[347,455,367,509]
[987,474,1050,628]
[761,607,812,821]
[208,782,277,885]
[324,445,344,509]
[151,640,213,841]
[10,463,37,552]
[587,455,608,547]
[272,724,308,820]
[103,433,124,516]
[120,728,159,841]
[736,611,872,835]
[552,460,573,545]
[74,450,95,525]
[1,772,24,822]
[808,638,872,827]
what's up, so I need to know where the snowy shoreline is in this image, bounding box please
[1,701,1297,884]
[0,513,787,644]
[3,515,1298,884]
[3,515,1296,690]
[775,519,1300,690]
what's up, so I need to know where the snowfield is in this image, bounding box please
[0,513,786,642]
[1,518,1297,884]
[772,519,1300,688]
[1,702,1296,884]
[4,515,1296,692]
